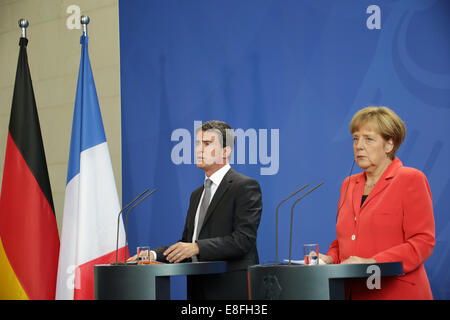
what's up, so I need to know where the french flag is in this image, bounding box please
[56,35,126,300]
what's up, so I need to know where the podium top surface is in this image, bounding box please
[95,261,227,277]
[249,262,403,279]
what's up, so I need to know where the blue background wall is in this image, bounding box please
[118,0,450,299]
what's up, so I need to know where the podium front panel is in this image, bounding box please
[248,262,403,300]
[94,261,227,300]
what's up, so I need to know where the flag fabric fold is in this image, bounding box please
[56,35,126,300]
[0,37,60,300]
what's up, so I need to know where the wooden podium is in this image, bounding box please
[94,261,227,300]
[248,262,403,300]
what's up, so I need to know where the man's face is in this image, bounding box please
[195,130,226,171]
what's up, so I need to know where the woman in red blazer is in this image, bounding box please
[321,106,435,300]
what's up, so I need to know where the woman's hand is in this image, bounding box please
[341,256,376,264]
[319,253,334,264]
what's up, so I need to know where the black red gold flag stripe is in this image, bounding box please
[0,37,60,300]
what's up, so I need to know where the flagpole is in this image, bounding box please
[18,18,29,39]
[81,15,90,36]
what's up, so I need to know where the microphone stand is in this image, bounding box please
[124,188,157,263]
[114,188,150,265]
[275,184,309,265]
[288,182,324,265]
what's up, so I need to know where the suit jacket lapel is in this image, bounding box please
[352,174,364,217]
[360,158,403,211]
[187,187,203,241]
[191,187,203,210]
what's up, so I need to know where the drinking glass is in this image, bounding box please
[137,246,151,265]
[303,244,319,265]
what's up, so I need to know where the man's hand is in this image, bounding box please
[164,242,200,263]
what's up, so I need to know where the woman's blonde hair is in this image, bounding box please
[350,106,406,160]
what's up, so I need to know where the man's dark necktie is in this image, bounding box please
[195,178,213,240]
[192,179,213,262]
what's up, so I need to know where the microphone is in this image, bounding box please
[288,182,324,265]
[114,188,151,265]
[124,188,157,263]
[275,184,309,265]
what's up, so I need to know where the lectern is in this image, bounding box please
[94,261,226,300]
[248,262,403,300]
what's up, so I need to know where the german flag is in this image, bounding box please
[0,37,60,299]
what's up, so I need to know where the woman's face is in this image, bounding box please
[352,122,393,172]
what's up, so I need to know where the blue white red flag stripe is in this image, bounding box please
[56,35,126,300]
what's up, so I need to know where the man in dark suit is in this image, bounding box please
[154,120,263,299]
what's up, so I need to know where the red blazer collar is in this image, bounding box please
[354,157,403,184]
[352,157,403,214]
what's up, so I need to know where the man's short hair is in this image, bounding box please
[198,120,235,149]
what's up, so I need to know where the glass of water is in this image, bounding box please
[303,244,319,265]
[137,246,151,265]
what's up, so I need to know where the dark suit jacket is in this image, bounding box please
[155,167,263,299]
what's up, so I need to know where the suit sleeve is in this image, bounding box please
[196,179,262,261]
[153,246,169,263]
[371,170,435,273]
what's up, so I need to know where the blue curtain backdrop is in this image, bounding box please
[118,0,450,299]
